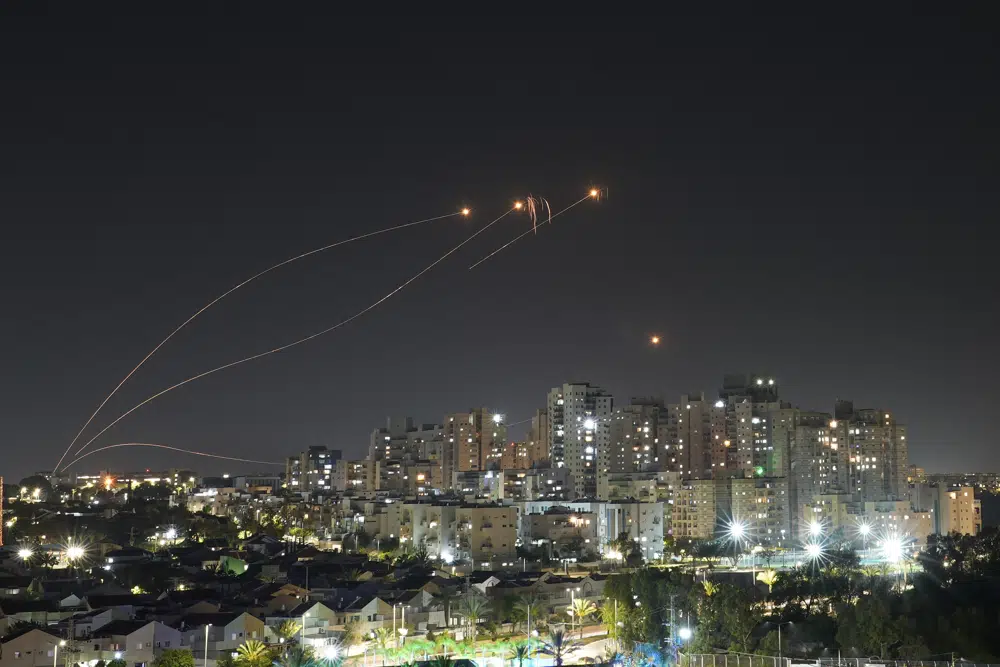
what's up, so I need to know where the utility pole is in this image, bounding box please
[614,600,619,651]
[669,594,677,653]
[203,624,211,667]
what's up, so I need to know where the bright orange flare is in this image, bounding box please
[461,208,470,216]
[514,201,524,210]
[650,335,661,345]
[590,189,599,198]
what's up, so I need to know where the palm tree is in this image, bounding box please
[538,630,578,667]
[568,599,597,638]
[35,552,57,579]
[277,620,302,643]
[756,569,779,594]
[509,641,534,667]
[372,628,394,666]
[512,595,545,637]
[701,580,717,597]
[273,647,316,667]
[433,634,455,658]
[237,640,271,667]
[458,592,492,642]
[603,647,627,666]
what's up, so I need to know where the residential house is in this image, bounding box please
[91,620,183,667]
[180,612,265,661]
[0,627,64,667]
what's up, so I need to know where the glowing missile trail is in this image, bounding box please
[64,208,515,468]
[62,443,282,472]
[53,209,468,473]
[468,191,596,270]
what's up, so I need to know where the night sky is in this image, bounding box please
[2,7,997,480]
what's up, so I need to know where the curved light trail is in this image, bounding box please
[62,442,282,472]
[53,210,467,472]
[63,208,515,469]
[468,192,596,269]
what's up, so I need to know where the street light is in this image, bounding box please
[775,622,793,660]
[882,536,904,564]
[808,521,823,538]
[857,522,872,553]
[17,548,34,561]
[65,545,85,561]
[492,413,504,424]
[804,543,823,560]
[583,418,596,431]
[203,624,211,667]
[726,520,747,542]
[677,627,693,641]
[319,644,340,662]
[54,639,66,667]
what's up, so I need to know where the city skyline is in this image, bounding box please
[1,372,946,481]
[3,8,998,478]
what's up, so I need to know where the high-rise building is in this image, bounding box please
[907,465,927,484]
[525,409,550,467]
[836,401,908,502]
[547,382,614,498]
[785,410,849,535]
[369,417,443,462]
[671,478,729,540]
[910,484,981,536]
[443,408,506,475]
[717,375,788,479]
[664,394,726,478]
[730,477,790,546]
[285,446,343,492]
[500,441,530,470]
[333,459,377,493]
[609,398,666,474]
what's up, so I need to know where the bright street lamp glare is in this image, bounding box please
[805,543,823,559]
[809,521,823,537]
[461,208,470,216]
[590,189,599,198]
[65,545,85,561]
[678,627,693,641]
[319,645,340,661]
[165,528,178,540]
[858,522,872,536]
[17,548,33,560]
[883,537,904,563]
[583,418,597,430]
[492,413,503,424]
[728,521,746,540]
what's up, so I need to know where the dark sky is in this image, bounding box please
[2,7,997,481]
